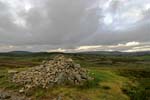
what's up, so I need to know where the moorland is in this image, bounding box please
[0,51,149,100]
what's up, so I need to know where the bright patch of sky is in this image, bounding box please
[0,0,32,28]
[99,0,150,30]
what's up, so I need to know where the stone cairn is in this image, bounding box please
[12,55,91,92]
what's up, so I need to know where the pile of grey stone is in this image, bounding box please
[12,55,91,92]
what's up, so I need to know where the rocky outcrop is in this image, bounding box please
[0,89,30,100]
[12,55,91,92]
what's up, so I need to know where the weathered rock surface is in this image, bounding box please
[8,70,18,74]
[0,89,30,100]
[12,55,91,92]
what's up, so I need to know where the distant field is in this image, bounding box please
[0,52,150,100]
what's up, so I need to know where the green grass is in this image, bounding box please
[0,68,27,91]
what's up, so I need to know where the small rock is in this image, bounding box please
[57,95,62,100]
[19,88,25,93]
[0,93,11,99]
[74,64,81,68]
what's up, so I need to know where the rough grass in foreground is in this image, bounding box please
[28,69,129,100]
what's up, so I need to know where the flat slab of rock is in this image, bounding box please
[0,89,30,100]
[8,70,18,74]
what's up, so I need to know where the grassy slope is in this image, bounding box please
[0,53,149,100]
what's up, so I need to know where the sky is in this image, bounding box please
[0,0,150,52]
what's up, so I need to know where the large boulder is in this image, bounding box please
[12,55,92,91]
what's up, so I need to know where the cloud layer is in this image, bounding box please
[0,0,150,52]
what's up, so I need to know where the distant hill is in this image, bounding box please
[0,51,33,56]
[78,51,121,55]
[8,51,33,55]
[0,51,65,57]
[78,51,150,56]
[0,51,150,56]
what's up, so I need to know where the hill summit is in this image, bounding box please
[12,55,91,92]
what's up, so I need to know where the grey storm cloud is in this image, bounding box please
[0,0,150,52]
